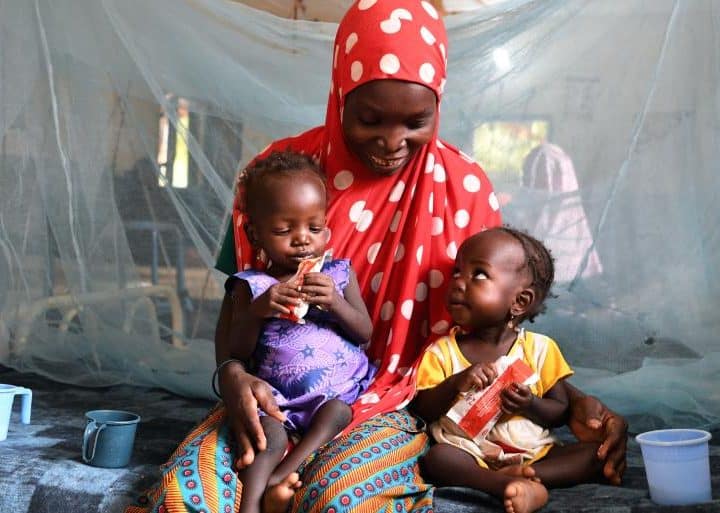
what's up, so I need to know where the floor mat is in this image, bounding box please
[1,365,717,512]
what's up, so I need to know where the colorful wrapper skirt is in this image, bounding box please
[125,404,435,513]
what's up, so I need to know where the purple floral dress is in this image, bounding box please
[235,259,376,433]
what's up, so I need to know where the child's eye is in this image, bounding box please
[473,270,488,280]
[310,226,325,233]
[272,229,290,235]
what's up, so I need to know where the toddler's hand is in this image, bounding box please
[299,272,338,311]
[455,362,498,394]
[500,382,534,414]
[250,280,303,318]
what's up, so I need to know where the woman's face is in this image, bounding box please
[342,79,437,176]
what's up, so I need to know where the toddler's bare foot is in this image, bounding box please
[498,464,537,481]
[503,479,548,513]
[262,472,301,513]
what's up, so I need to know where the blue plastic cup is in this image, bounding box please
[636,428,712,505]
[82,409,140,468]
[0,384,32,441]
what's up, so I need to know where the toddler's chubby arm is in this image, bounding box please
[500,378,569,428]
[300,267,373,345]
[412,363,498,423]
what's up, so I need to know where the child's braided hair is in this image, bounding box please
[496,226,555,323]
[238,150,325,218]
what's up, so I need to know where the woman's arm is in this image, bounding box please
[301,268,373,345]
[215,278,286,468]
[224,278,260,361]
[564,381,628,485]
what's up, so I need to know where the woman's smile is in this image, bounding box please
[368,153,408,173]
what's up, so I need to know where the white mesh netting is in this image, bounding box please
[0,0,718,431]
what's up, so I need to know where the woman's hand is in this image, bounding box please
[500,382,534,415]
[454,363,498,394]
[218,360,286,469]
[568,392,628,485]
[300,272,338,310]
[249,279,302,318]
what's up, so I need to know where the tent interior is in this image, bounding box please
[0,0,718,511]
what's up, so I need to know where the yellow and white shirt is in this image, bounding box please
[417,327,573,467]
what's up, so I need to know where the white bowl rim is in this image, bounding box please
[636,428,712,447]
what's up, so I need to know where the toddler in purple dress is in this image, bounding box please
[236,258,376,432]
[222,151,375,513]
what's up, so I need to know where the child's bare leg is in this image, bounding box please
[237,416,288,513]
[498,464,537,480]
[264,400,351,513]
[270,399,352,483]
[420,443,548,513]
[532,441,604,488]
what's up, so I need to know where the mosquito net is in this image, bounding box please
[0,0,717,432]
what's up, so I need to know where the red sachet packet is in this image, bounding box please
[445,356,539,444]
[277,250,333,324]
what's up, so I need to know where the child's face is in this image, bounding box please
[446,230,530,331]
[250,172,328,274]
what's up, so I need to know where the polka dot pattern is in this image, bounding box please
[367,242,381,264]
[346,32,358,54]
[389,180,405,202]
[356,209,374,232]
[446,241,458,260]
[419,62,436,83]
[420,26,436,45]
[334,170,354,190]
[400,299,414,320]
[393,243,405,262]
[387,353,400,373]
[371,272,383,292]
[454,209,470,228]
[432,320,450,334]
[463,174,481,192]
[429,269,444,288]
[431,216,444,235]
[389,211,402,232]
[380,18,402,34]
[380,53,400,74]
[350,61,363,82]
[425,153,435,173]
[357,0,377,10]
[489,191,500,211]
[381,301,395,321]
[421,1,439,19]
[415,282,428,301]
[349,200,366,222]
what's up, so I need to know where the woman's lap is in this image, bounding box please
[126,406,434,513]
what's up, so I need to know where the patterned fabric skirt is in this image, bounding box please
[125,404,435,513]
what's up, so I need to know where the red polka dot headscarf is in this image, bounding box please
[232,0,501,428]
[325,0,448,145]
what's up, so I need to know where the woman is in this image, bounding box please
[128,1,626,512]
